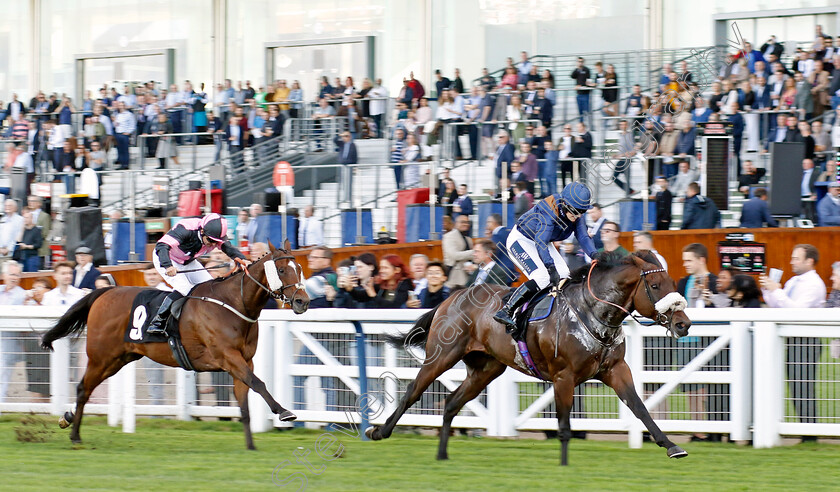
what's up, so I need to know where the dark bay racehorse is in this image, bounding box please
[368,251,691,465]
[41,240,309,450]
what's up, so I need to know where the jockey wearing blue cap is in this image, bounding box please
[493,182,600,337]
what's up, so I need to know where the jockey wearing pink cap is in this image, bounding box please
[147,213,250,334]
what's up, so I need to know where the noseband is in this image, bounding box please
[241,254,304,307]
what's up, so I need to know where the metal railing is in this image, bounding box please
[101,117,349,214]
[3,307,839,448]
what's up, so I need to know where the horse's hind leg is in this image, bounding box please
[233,374,255,450]
[69,353,138,444]
[601,360,687,459]
[367,344,466,441]
[221,348,295,421]
[437,353,506,461]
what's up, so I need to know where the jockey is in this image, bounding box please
[147,213,251,334]
[493,182,600,337]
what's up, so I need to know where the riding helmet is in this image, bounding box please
[560,182,593,211]
[200,213,228,243]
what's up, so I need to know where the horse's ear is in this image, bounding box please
[268,240,277,253]
[630,254,647,269]
[283,238,291,252]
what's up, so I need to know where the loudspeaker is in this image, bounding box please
[768,142,805,216]
[254,191,284,212]
[64,207,106,266]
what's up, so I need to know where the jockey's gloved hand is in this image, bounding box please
[589,251,604,263]
[547,266,562,285]
[234,257,251,270]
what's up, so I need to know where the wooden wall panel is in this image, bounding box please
[618,227,840,285]
[19,228,835,291]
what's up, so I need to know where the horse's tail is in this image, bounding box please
[384,305,440,349]
[41,287,114,351]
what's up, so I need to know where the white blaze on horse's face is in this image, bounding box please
[292,259,305,290]
[264,258,284,292]
[654,292,688,314]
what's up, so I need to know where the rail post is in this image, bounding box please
[752,322,783,448]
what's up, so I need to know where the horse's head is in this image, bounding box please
[252,239,310,314]
[626,252,691,338]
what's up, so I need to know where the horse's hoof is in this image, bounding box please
[365,426,382,441]
[58,411,74,429]
[247,445,257,451]
[277,410,297,422]
[667,445,688,459]
[436,453,449,461]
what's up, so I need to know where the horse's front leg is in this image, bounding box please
[553,374,575,466]
[600,360,687,459]
[221,348,295,421]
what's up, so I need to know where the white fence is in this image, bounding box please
[1,306,839,448]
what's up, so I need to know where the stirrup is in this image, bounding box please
[146,317,167,334]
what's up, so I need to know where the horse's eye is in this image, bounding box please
[651,284,659,290]
[277,268,285,274]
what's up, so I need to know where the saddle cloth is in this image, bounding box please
[124,289,184,343]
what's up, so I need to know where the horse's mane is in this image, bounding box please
[567,250,661,284]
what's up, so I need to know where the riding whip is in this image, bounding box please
[171,262,233,273]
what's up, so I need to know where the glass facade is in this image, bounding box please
[1,0,838,102]
[0,1,32,98]
[39,0,213,96]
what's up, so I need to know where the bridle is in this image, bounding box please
[585,260,685,332]
[240,254,305,307]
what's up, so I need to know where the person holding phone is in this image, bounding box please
[759,244,827,436]
[677,243,718,441]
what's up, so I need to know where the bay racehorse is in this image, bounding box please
[367,251,691,465]
[41,240,308,450]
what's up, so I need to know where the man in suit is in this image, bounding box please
[513,181,533,221]
[494,130,516,192]
[587,203,606,249]
[740,187,778,228]
[443,215,474,288]
[72,246,101,290]
[655,176,673,230]
[298,205,324,248]
[817,182,840,226]
[801,158,820,221]
[27,196,50,269]
[334,131,358,204]
[764,114,789,152]
[465,239,509,287]
[263,104,284,139]
[225,114,245,170]
[829,54,840,113]
[452,184,473,221]
[486,213,516,285]
[761,36,784,60]
[569,121,593,182]
[5,94,26,125]
[753,77,772,109]
[793,71,814,120]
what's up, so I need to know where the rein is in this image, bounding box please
[240,254,304,308]
[585,260,675,331]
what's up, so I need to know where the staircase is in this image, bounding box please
[101,118,349,215]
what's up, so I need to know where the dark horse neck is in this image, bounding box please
[565,263,640,341]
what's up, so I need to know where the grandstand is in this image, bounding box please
[2,2,840,472]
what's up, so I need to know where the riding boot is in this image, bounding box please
[493,280,539,336]
[146,293,177,335]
